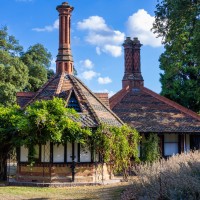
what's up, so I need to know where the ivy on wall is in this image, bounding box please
[92,124,140,177]
[140,133,160,163]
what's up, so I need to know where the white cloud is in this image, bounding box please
[77,16,125,57]
[94,89,115,98]
[126,9,162,47]
[85,30,124,46]
[80,59,94,69]
[102,45,122,57]
[77,16,109,31]
[32,19,59,32]
[80,70,99,80]
[98,77,112,84]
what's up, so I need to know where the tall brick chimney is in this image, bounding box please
[56,2,74,74]
[122,37,143,89]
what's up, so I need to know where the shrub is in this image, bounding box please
[122,151,200,200]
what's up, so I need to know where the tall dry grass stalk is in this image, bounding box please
[122,151,200,200]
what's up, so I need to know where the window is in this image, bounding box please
[164,134,179,156]
[66,142,78,162]
[190,135,200,150]
[68,92,81,112]
[53,144,64,162]
[20,145,40,162]
[20,146,28,162]
[80,144,91,162]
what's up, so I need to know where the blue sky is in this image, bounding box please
[0,0,164,96]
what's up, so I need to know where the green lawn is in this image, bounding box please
[0,183,129,200]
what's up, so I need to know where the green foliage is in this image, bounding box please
[153,0,200,112]
[0,50,29,106]
[0,104,24,180]
[21,43,54,92]
[0,26,55,105]
[21,97,92,146]
[0,26,23,56]
[141,133,160,163]
[93,124,140,176]
[0,97,141,179]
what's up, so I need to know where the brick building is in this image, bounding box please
[109,37,200,157]
[16,2,123,183]
[15,1,200,184]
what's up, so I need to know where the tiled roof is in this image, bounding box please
[17,73,123,127]
[110,86,200,133]
[94,93,109,107]
[17,92,35,108]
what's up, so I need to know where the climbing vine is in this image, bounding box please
[1,97,141,178]
[92,124,140,177]
[140,133,160,163]
[19,97,92,163]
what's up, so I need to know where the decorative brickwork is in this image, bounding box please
[56,2,74,74]
[122,37,143,88]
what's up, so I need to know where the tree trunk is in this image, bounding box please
[0,154,8,181]
[0,145,12,181]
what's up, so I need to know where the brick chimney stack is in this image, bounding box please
[122,37,143,89]
[56,2,74,74]
[122,37,134,89]
[132,37,143,87]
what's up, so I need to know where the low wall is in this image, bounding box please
[16,163,113,183]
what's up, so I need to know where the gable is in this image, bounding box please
[67,91,81,112]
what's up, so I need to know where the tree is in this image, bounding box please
[0,26,23,56]
[21,43,54,92]
[0,26,29,106]
[153,0,200,112]
[0,27,55,105]
[0,105,24,180]
[0,50,29,106]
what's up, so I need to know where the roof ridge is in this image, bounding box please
[109,86,130,109]
[23,74,58,108]
[55,73,65,94]
[17,92,35,97]
[65,88,73,106]
[142,87,200,121]
[71,75,124,125]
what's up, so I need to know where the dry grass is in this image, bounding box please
[122,151,200,200]
[0,183,129,200]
